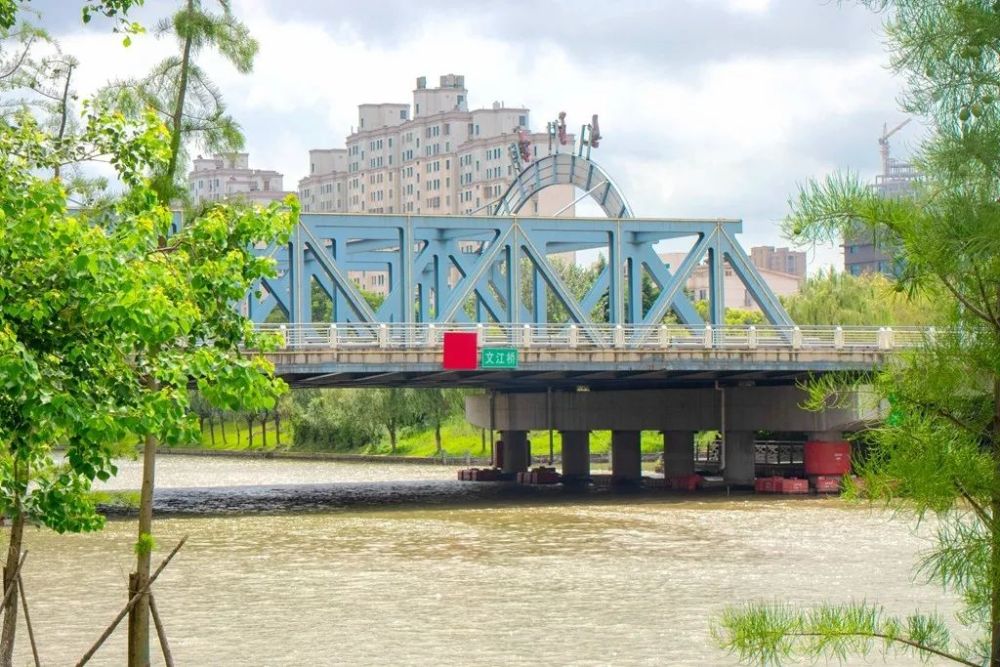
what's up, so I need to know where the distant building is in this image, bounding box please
[299,73,576,294]
[659,252,803,312]
[188,153,290,206]
[750,246,806,279]
[844,152,918,277]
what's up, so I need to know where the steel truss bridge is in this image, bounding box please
[242,152,917,390]
[248,153,789,329]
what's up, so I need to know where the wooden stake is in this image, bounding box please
[149,592,174,667]
[76,536,187,667]
[0,551,28,621]
[17,574,39,667]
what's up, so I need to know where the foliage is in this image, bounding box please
[291,389,381,451]
[100,0,258,202]
[715,1,1000,665]
[781,269,938,326]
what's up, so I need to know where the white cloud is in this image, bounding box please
[46,0,913,274]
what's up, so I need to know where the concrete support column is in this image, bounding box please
[611,430,642,485]
[500,430,529,474]
[722,431,755,486]
[662,430,695,478]
[560,431,590,481]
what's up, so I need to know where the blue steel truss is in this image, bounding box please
[248,153,791,327]
[247,214,793,327]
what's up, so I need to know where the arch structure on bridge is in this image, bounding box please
[247,154,792,328]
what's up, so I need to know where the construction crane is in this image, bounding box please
[879,118,911,176]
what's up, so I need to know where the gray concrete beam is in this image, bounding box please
[466,386,863,433]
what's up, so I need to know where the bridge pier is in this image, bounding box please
[723,431,755,486]
[662,430,695,478]
[501,430,530,474]
[611,431,642,485]
[561,431,590,482]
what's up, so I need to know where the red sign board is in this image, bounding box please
[442,332,478,370]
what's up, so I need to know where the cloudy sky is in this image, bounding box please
[31,0,919,270]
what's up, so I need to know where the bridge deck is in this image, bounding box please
[257,324,931,390]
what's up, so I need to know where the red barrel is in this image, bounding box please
[803,441,851,476]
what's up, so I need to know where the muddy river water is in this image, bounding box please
[11,455,957,665]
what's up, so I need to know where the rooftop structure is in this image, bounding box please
[188,153,291,206]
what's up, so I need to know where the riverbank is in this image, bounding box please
[192,416,677,459]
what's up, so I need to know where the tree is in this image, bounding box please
[781,269,936,326]
[714,2,1000,665]
[414,389,465,455]
[102,0,257,203]
[0,101,295,667]
[375,388,417,454]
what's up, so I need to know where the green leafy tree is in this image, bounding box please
[413,389,466,455]
[375,388,418,454]
[714,2,1000,665]
[0,103,295,667]
[781,269,937,326]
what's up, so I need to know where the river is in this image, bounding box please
[11,455,956,665]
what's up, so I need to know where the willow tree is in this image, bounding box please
[714,2,1000,665]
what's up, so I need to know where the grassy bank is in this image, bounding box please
[181,417,667,458]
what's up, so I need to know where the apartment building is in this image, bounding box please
[188,153,291,206]
[659,247,804,313]
[749,246,806,279]
[299,74,576,293]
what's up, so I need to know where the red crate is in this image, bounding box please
[811,476,842,493]
[779,478,809,494]
[670,475,704,492]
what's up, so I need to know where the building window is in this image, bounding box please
[400,109,408,119]
[518,115,527,126]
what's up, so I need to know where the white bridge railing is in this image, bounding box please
[256,323,940,352]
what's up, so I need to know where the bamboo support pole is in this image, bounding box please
[76,536,187,667]
[149,592,174,667]
[17,574,39,667]
[0,551,28,621]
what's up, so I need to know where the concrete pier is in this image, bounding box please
[723,431,755,485]
[662,430,695,478]
[561,431,590,481]
[500,430,529,474]
[611,431,642,485]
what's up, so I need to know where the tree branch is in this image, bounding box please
[790,631,978,666]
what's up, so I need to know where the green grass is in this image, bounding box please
[189,420,292,452]
[189,417,669,459]
[89,490,141,511]
[361,417,666,458]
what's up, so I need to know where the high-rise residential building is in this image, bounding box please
[188,153,290,206]
[298,74,574,218]
[844,130,918,277]
[750,246,806,279]
[298,74,576,294]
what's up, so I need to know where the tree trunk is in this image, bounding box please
[234,416,241,447]
[274,411,282,447]
[261,412,267,449]
[389,428,397,454]
[991,377,1000,666]
[246,417,254,449]
[209,416,216,447]
[0,460,25,667]
[160,0,195,200]
[220,418,228,445]
[435,420,442,455]
[128,426,158,666]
